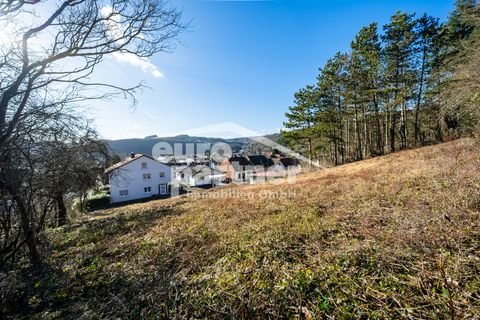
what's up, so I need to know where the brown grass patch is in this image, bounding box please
[3,139,480,319]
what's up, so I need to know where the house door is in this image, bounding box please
[159,184,168,195]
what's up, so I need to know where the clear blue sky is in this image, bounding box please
[91,0,455,140]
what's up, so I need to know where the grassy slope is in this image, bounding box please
[19,140,480,319]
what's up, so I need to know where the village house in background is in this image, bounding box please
[273,157,302,174]
[219,155,254,183]
[175,165,226,188]
[105,150,302,204]
[219,154,300,184]
[105,153,172,204]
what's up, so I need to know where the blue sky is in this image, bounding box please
[91,0,455,140]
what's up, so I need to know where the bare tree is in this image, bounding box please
[0,95,110,269]
[0,0,184,148]
[0,0,40,15]
[0,0,185,268]
[439,7,480,135]
[41,127,108,226]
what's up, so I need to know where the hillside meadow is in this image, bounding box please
[3,139,480,319]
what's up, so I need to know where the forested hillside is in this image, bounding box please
[283,1,480,164]
[107,134,281,158]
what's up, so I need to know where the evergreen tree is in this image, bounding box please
[283,2,480,166]
[382,11,417,151]
[414,14,440,144]
[283,85,319,162]
[350,23,384,157]
[317,53,349,164]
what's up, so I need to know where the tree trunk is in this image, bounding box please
[390,112,397,153]
[385,103,390,153]
[390,91,397,153]
[362,104,369,158]
[12,193,41,268]
[415,43,427,145]
[400,100,407,149]
[338,98,345,164]
[332,126,338,165]
[56,192,67,226]
[346,117,351,159]
[435,123,444,142]
[354,110,362,160]
[373,92,384,155]
[391,75,399,153]
[354,86,363,161]
[399,69,408,149]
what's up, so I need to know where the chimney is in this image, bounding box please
[130,152,135,159]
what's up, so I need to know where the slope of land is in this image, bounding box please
[6,139,480,319]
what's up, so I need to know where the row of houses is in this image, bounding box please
[105,153,301,204]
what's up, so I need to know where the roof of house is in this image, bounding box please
[248,155,274,167]
[225,155,275,170]
[228,155,252,166]
[280,158,301,167]
[104,154,157,174]
[193,167,225,179]
[177,165,203,175]
[226,157,252,172]
[177,165,224,179]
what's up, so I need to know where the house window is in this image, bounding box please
[141,162,147,169]
[181,173,185,179]
[144,187,152,193]
[159,184,167,195]
[119,190,129,197]
[159,172,165,178]
[143,173,151,180]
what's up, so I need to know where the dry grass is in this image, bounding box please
[5,139,480,319]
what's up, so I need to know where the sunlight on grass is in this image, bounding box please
[26,139,479,318]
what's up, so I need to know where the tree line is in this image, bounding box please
[283,0,480,165]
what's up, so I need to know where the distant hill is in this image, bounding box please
[106,133,281,157]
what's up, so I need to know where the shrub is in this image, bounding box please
[85,194,111,211]
[99,185,110,193]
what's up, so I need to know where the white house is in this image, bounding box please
[105,153,172,203]
[175,165,226,187]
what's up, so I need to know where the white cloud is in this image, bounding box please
[101,6,163,78]
[100,6,113,17]
[111,52,164,78]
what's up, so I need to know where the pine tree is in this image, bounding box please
[317,53,349,164]
[382,11,417,151]
[283,2,480,166]
[414,14,440,144]
[350,23,384,157]
[283,85,319,162]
